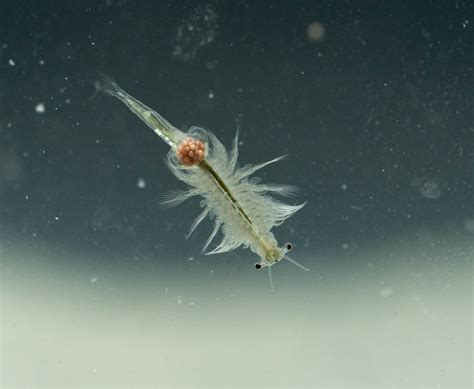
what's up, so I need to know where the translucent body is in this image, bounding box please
[99,75,308,274]
[164,127,306,267]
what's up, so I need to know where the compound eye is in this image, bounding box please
[285,242,293,251]
[254,263,262,270]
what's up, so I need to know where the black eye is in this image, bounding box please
[254,263,262,270]
[286,242,293,251]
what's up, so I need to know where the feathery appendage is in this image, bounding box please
[163,126,306,267]
[98,75,307,273]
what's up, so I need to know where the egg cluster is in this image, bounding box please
[176,137,206,166]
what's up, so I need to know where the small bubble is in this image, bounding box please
[307,22,326,42]
[411,176,442,199]
[8,59,15,66]
[420,180,441,199]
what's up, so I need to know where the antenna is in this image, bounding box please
[267,266,275,292]
[284,255,310,271]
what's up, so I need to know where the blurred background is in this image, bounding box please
[0,0,472,387]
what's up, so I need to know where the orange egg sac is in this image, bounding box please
[176,137,206,166]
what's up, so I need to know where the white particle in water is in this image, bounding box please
[380,287,394,298]
[137,177,146,189]
[341,183,348,190]
[208,90,214,99]
[177,296,182,304]
[35,103,45,113]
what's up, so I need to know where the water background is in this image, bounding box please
[1,1,472,387]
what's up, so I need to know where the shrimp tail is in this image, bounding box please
[97,73,128,99]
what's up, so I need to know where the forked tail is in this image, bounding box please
[97,73,126,99]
